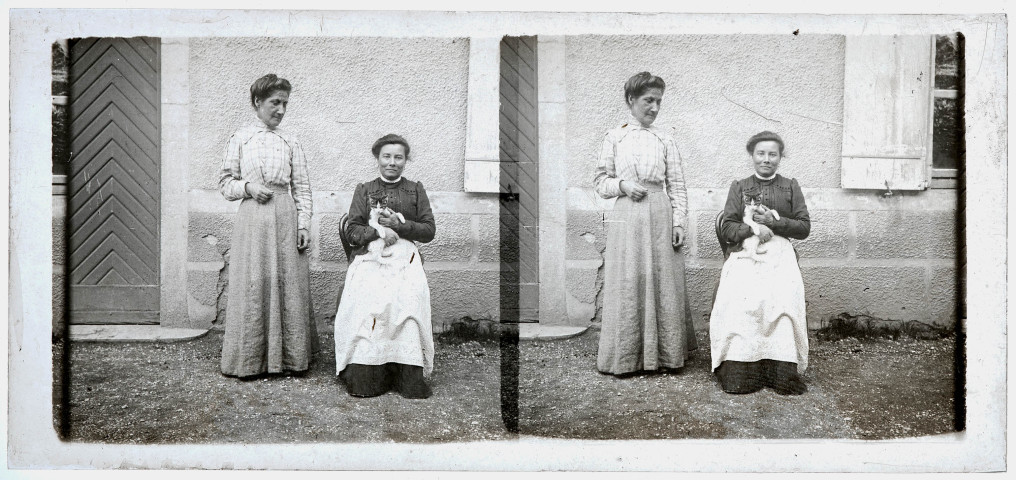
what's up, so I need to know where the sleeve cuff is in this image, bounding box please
[672,214,688,231]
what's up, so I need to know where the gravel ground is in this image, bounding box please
[54,327,958,443]
[519,329,958,440]
[55,330,507,444]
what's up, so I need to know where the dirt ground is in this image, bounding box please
[53,327,958,443]
[54,329,508,443]
[519,329,958,440]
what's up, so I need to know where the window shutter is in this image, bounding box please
[841,36,934,190]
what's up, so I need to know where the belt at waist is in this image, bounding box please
[262,184,291,194]
[636,182,665,193]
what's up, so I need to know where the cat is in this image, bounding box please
[366,194,406,258]
[738,192,780,262]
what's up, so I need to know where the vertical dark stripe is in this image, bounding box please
[498,35,538,434]
[952,32,966,433]
[499,182,520,434]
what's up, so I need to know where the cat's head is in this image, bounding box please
[367,192,390,210]
[742,191,762,207]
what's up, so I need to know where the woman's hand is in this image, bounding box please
[672,226,685,249]
[297,228,310,251]
[377,211,402,228]
[752,206,778,227]
[245,183,274,204]
[382,227,400,247]
[756,224,774,243]
[620,180,649,202]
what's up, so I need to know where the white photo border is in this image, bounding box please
[6,6,1008,473]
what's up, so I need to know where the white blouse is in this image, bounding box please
[592,122,689,230]
[219,121,313,231]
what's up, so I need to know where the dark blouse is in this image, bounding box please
[346,177,436,260]
[719,174,810,245]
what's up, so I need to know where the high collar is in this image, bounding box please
[754,172,778,182]
[251,118,280,132]
[378,176,403,185]
[622,121,657,132]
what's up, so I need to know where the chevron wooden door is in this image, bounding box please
[499,36,539,324]
[67,37,161,324]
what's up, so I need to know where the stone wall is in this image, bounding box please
[52,34,960,332]
[556,35,959,329]
[184,37,499,330]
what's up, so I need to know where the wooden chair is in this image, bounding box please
[337,213,354,264]
[715,211,734,260]
[334,213,354,310]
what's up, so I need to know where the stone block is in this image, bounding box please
[317,214,345,262]
[311,269,346,321]
[686,264,722,330]
[794,210,850,259]
[477,213,500,263]
[565,210,607,261]
[801,266,928,327]
[856,211,958,259]
[188,296,216,329]
[566,266,599,304]
[188,213,234,262]
[929,265,960,326]
[187,269,221,307]
[52,272,66,339]
[427,269,500,327]
[566,293,596,325]
[694,210,724,260]
[52,216,66,265]
[418,214,472,262]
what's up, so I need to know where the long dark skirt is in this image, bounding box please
[715,360,807,395]
[220,190,317,378]
[339,363,432,399]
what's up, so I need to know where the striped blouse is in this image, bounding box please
[592,122,689,230]
[219,121,313,231]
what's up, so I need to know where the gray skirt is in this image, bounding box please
[220,186,316,377]
[597,186,697,374]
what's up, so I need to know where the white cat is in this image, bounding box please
[367,200,406,258]
[738,193,780,263]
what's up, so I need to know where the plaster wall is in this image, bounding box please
[184,37,499,330]
[556,35,958,329]
[565,34,846,190]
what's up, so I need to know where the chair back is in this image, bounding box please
[715,211,732,259]
[338,213,354,263]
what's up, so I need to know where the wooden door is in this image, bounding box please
[67,37,161,324]
[499,36,539,324]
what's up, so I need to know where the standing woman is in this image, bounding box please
[592,71,697,376]
[218,74,316,378]
[710,131,810,395]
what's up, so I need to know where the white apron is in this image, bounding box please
[709,235,809,374]
[334,239,434,375]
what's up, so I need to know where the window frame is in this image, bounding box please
[929,34,962,189]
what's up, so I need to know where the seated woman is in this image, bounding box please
[334,134,437,399]
[710,131,811,395]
